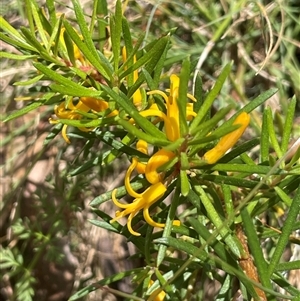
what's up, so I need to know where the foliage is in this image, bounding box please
[1,0,299,300]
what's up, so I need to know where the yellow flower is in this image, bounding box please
[110,142,179,236]
[147,74,196,141]
[203,112,250,164]
[50,97,117,143]
[110,75,199,235]
[111,182,167,236]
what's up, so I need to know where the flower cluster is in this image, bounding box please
[110,75,250,235]
[50,50,250,235]
[110,74,195,235]
[50,96,117,144]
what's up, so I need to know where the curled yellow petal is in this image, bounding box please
[125,159,142,198]
[135,162,147,174]
[136,140,148,154]
[62,124,71,144]
[204,112,250,164]
[145,149,176,184]
[127,212,141,236]
[143,207,165,228]
[110,182,167,236]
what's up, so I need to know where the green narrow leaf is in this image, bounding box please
[33,62,102,97]
[190,62,232,134]
[14,74,44,86]
[126,35,167,96]
[187,217,239,268]
[110,0,122,72]
[157,186,181,267]
[268,185,300,277]
[19,27,59,63]
[101,85,168,144]
[120,36,169,79]
[63,28,76,65]
[193,74,203,114]
[239,152,256,167]
[69,132,141,176]
[122,17,135,86]
[275,261,300,272]
[216,274,232,301]
[151,37,170,87]
[89,0,98,35]
[242,89,278,115]
[0,52,37,60]
[0,32,36,52]
[154,237,213,264]
[210,89,277,147]
[201,174,267,189]
[69,268,146,300]
[153,269,174,297]
[95,130,149,158]
[241,208,274,297]
[266,107,283,158]
[207,164,278,175]
[96,0,108,51]
[54,117,113,128]
[116,117,168,147]
[3,101,44,122]
[122,17,133,53]
[24,0,35,33]
[49,84,101,98]
[63,20,113,80]
[46,14,63,55]
[99,133,136,167]
[221,184,234,217]
[0,16,24,40]
[119,33,144,74]
[88,219,119,233]
[44,123,63,145]
[142,68,156,91]
[191,182,243,258]
[274,186,292,207]
[260,109,269,162]
[220,89,278,134]
[281,96,296,154]
[218,137,260,163]
[178,58,190,137]
[180,170,190,197]
[30,0,49,47]
[71,0,98,57]
[46,0,57,26]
